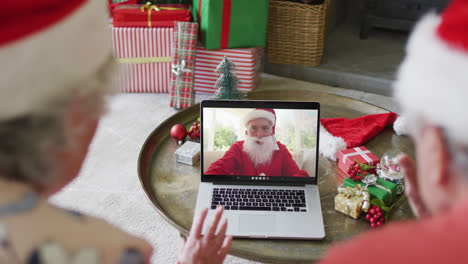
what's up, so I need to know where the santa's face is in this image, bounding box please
[243,118,275,167]
[246,118,272,144]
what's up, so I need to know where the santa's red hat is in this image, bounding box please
[0,0,112,121]
[394,0,468,145]
[243,108,279,150]
[320,113,398,160]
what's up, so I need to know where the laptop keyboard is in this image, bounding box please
[211,188,307,212]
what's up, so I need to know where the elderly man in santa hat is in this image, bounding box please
[0,1,231,263]
[320,0,468,263]
[205,108,309,177]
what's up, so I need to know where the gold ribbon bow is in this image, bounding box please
[141,2,187,27]
[338,185,370,212]
[141,2,159,27]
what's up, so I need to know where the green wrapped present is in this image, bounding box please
[344,175,397,206]
[192,0,269,50]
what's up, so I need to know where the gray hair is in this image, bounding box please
[0,56,117,186]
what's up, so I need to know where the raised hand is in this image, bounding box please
[177,207,232,264]
[399,154,429,218]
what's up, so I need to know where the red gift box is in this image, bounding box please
[112,27,173,93]
[194,44,262,94]
[113,4,191,28]
[337,147,380,176]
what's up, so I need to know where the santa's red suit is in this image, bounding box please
[205,141,309,177]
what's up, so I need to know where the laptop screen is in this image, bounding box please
[201,100,320,184]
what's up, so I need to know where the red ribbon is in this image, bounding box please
[220,0,231,49]
[198,0,202,38]
[198,0,231,49]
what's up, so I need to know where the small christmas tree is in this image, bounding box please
[214,56,245,100]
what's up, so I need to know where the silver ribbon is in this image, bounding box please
[171,59,193,109]
[362,174,393,201]
[171,59,193,76]
[342,147,374,166]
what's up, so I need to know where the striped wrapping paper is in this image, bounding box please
[112,27,173,93]
[170,22,198,109]
[194,45,262,94]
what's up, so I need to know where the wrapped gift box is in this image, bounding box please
[170,22,198,109]
[343,177,397,205]
[192,0,269,50]
[338,146,380,177]
[194,45,262,94]
[175,141,200,165]
[113,4,191,28]
[112,27,173,93]
[335,185,369,219]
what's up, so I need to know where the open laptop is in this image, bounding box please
[194,100,325,239]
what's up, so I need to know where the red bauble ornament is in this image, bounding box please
[170,124,187,145]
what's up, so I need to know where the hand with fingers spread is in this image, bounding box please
[177,207,232,264]
[398,154,429,218]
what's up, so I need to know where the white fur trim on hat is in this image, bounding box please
[0,0,112,121]
[318,124,347,161]
[243,109,276,129]
[393,116,408,136]
[394,12,468,144]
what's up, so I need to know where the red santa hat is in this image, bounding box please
[393,0,468,146]
[243,108,279,150]
[319,113,398,160]
[0,0,112,121]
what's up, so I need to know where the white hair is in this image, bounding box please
[0,56,117,186]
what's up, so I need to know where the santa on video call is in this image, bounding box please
[205,108,309,177]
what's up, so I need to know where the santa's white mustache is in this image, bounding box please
[243,135,276,167]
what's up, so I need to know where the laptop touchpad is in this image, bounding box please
[239,215,276,233]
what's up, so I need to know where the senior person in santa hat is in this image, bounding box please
[205,108,309,177]
[0,1,231,263]
[320,0,468,263]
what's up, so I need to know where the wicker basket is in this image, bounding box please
[266,0,331,67]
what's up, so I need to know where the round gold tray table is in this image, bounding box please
[138,90,414,263]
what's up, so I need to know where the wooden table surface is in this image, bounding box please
[138,89,414,263]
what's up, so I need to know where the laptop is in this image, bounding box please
[194,100,325,239]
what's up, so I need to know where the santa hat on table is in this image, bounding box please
[243,108,280,150]
[393,0,468,147]
[0,0,112,121]
[320,112,399,160]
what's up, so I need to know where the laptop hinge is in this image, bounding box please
[212,181,306,187]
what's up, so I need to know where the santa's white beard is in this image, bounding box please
[243,136,276,168]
